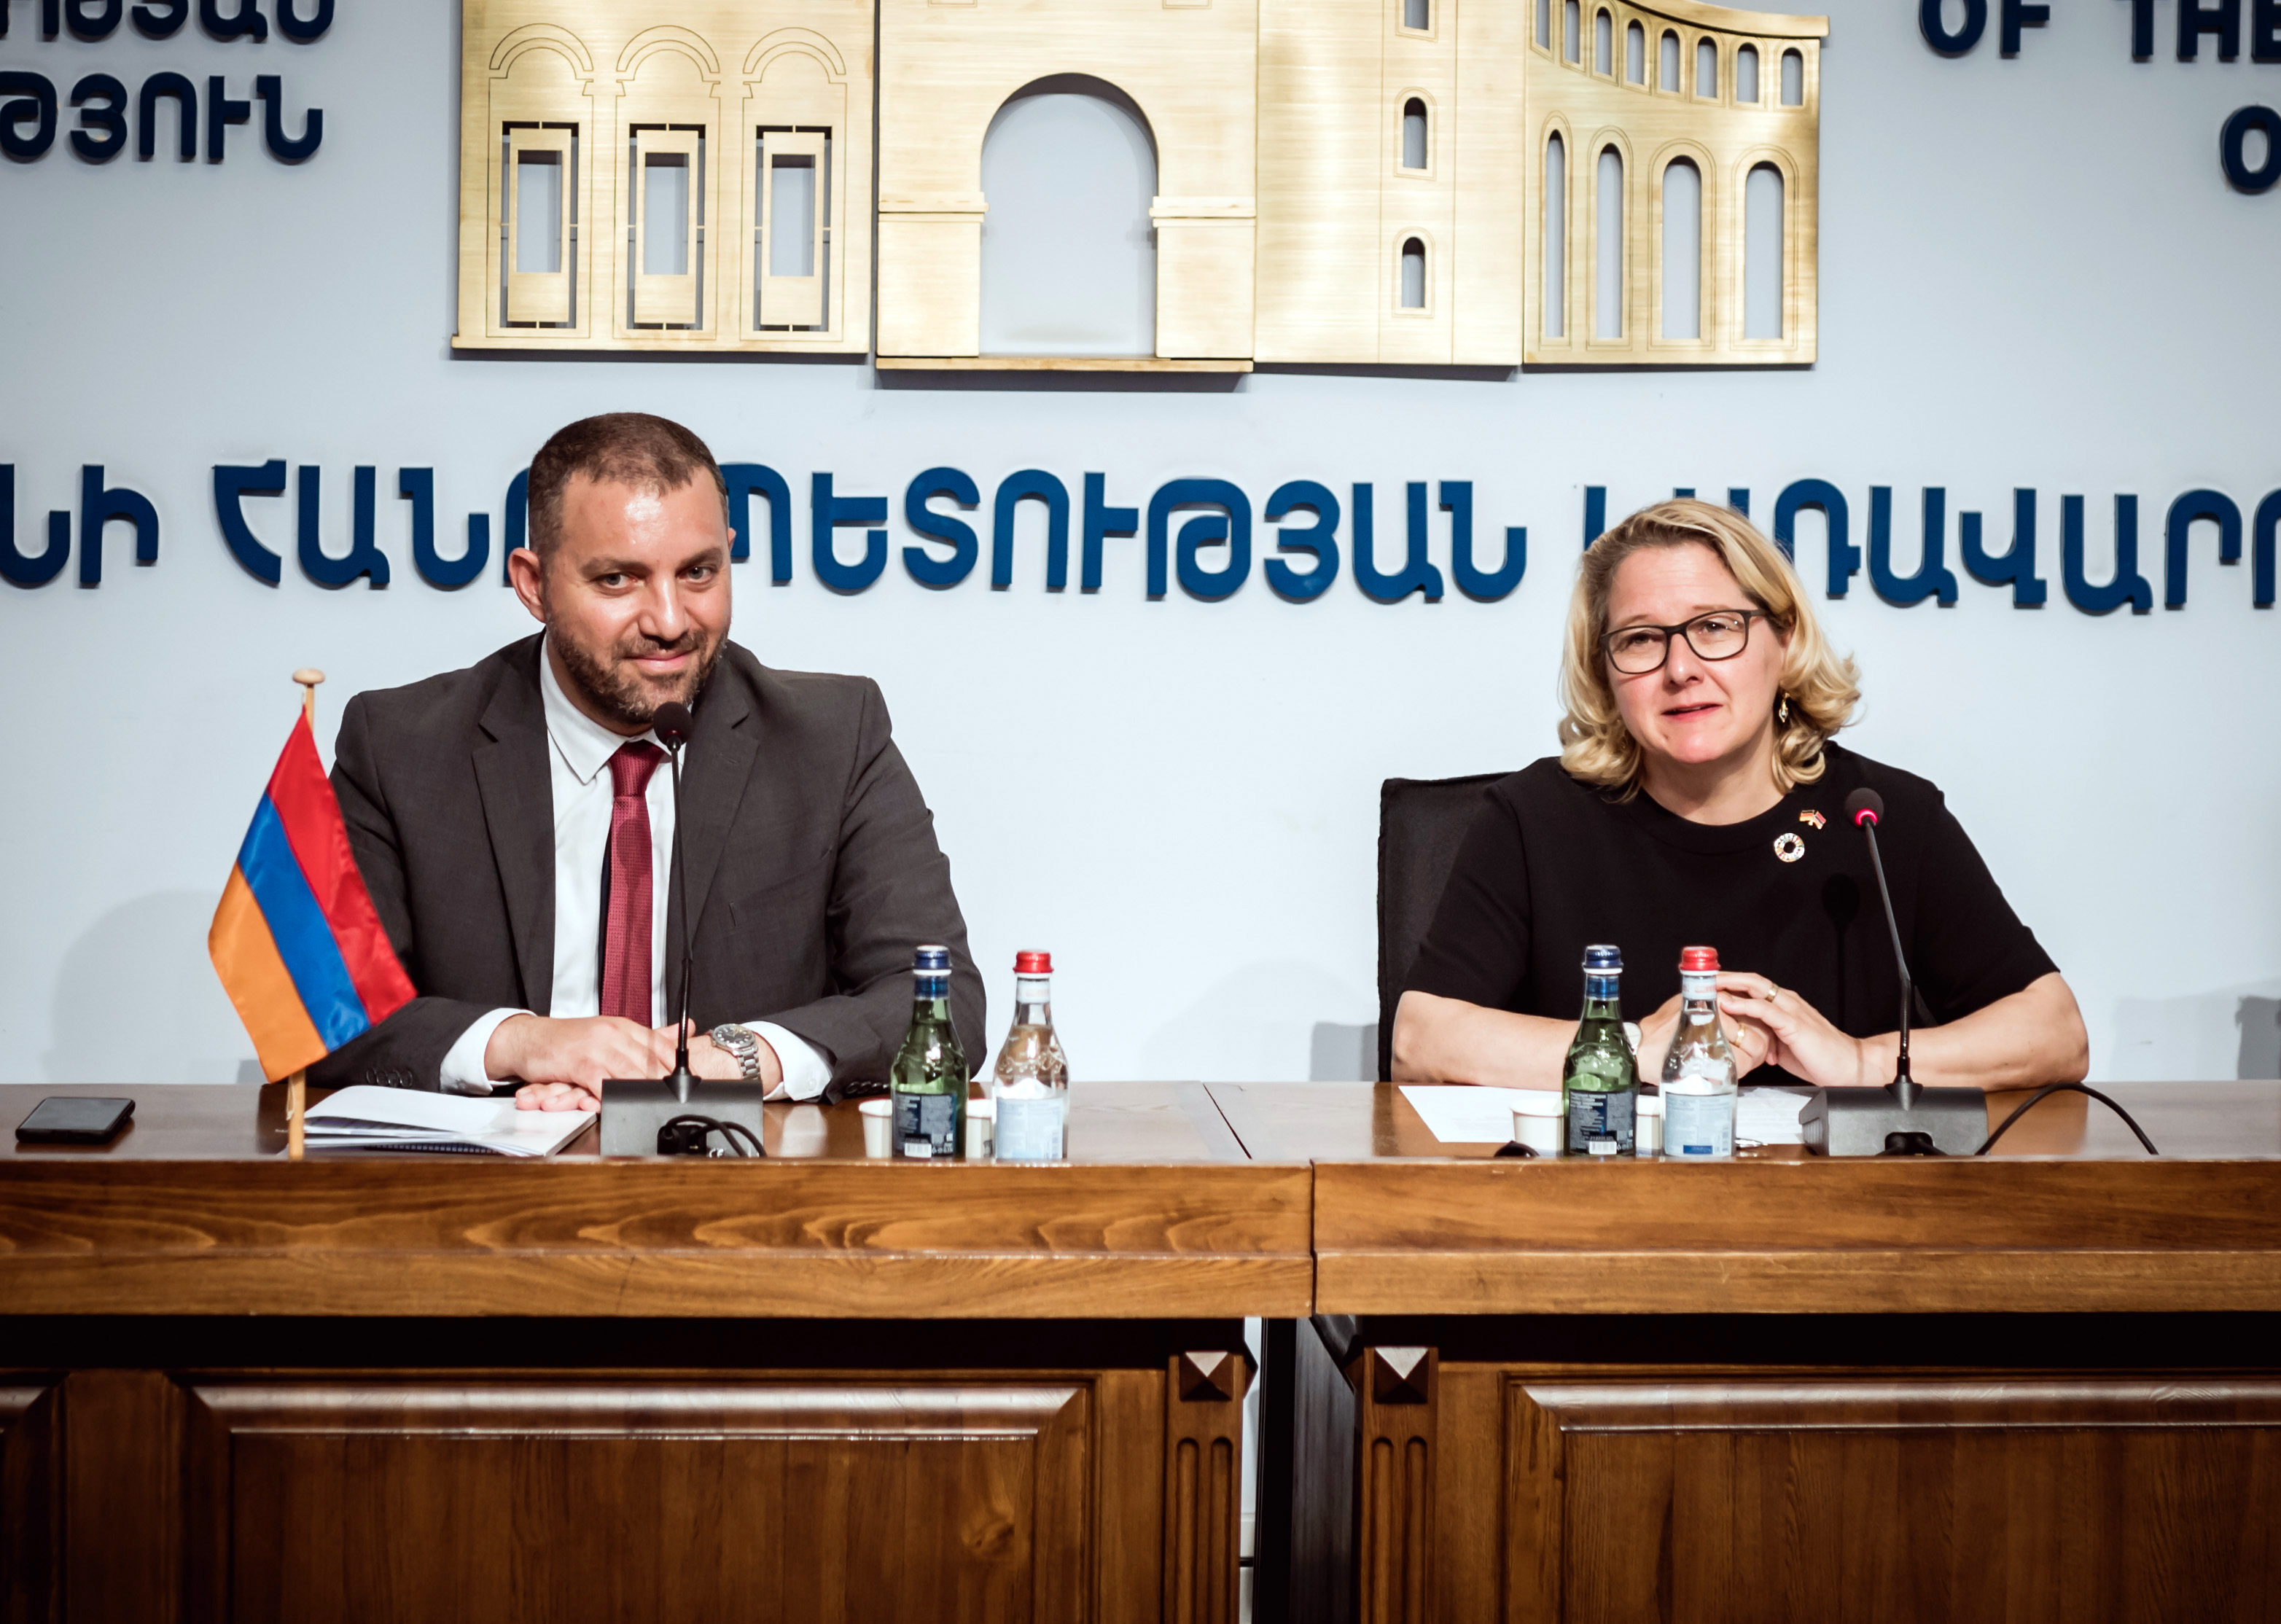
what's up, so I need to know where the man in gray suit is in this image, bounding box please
[311,413,982,1106]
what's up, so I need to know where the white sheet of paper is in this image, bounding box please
[1400,1082,1810,1148]
[1736,1085,1811,1146]
[1399,1084,1561,1144]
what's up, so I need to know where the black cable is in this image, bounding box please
[1974,1083,2160,1157]
[715,1119,765,1158]
[660,1113,763,1158]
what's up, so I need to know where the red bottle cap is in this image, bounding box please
[1679,946,1719,972]
[1014,951,1053,975]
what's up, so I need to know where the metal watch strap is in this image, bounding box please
[709,1023,763,1083]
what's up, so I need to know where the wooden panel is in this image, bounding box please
[63,1370,184,1624]
[3,1080,1252,1163]
[1520,0,1822,366]
[454,0,875,354]
[0,1084,1308,1321]
[1510,1375,2281,1623]
[1211,1078,2281,1162]
[1312,1155,2281,1314]
[0,1383,58,1624]
[1354,1347,1436,1624]
[0,1160,1310,1319]
[180,1378,1102,1623]
[1162,1351,1247,1624]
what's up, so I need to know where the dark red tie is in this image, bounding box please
[598,741,666,1024]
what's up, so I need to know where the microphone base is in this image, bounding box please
[1800,1083,1986,1157]
[598,1076,767,1157]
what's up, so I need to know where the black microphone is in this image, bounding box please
[652,701,697,1090]
[1842,788,1911,1101]
[596,698,768,1156]
[1797,786,1986,1155]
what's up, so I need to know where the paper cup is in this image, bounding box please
[858,1097,893,1158]
[1512,1096,1564,1155]
[1635,1093,1664,1158]
[964,1096,995,1160]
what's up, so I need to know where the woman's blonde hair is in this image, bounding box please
[1557,498,1860,796]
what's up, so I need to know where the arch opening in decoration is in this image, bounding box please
[978,74,1158,356]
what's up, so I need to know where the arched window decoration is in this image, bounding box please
[1736,43,1759,103]
[1544,131,1566,338]
[757,131,829,334]
[1401,98,1428,170]
[1696,38,1718,98]
[1659,30,1681,90]
[1400,236,1427,308]
[1564,0,1580,63]
[979,77,1156,356]
[1595,8,1613,73]
[1403,0,1430,31]
[1595,145,1623,338]
[1660,156,1700,340]
[1537,0,1551,48]
[1626,21,1646,82]
[1780,47,1804,105]
[630,126,703,329]
[1744,161,1785,338]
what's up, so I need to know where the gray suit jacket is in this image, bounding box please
[311,635,984,1092]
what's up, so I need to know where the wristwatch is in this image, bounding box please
[709,1023,764,1083]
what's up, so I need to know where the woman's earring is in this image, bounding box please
[1777,695,1791,725]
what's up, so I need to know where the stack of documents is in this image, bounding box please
[298,1086,594,1157]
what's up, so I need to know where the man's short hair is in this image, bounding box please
[526,413,729,559]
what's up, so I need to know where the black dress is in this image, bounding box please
[1404,743,2056,1084]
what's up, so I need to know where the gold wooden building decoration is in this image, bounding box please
[873,0,1262,366]
[454,0,875,354]
[453,0,1822,367]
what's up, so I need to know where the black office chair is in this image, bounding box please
[1376,771,1510,1082]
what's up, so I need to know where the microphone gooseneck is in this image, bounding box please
[653,700,698,1099]
[1843,787,1914,1104]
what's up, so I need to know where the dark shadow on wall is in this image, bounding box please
[2241,998,2281,1080]
[1309,1022,1377,1082]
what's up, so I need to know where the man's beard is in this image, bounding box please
[552,624,723,732]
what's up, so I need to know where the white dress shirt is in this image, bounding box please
[435,641,831,1100]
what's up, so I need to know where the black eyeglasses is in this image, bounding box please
[1601,609,1772,675]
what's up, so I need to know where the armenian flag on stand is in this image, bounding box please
[208,713,416,1081]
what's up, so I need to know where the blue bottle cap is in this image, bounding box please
[1583,944,1623,971]
[912,945,952,972]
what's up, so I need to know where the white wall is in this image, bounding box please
[1,0,2276,1086]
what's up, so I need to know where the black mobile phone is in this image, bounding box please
[15,1096,136,1144]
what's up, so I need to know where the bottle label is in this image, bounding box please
[1565,1090,1635,1157]
[1664,1091,1735,1158]
[994,1096,1065,1162]
[894,1091,958,1158]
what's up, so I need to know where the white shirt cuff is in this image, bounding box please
[750,1022,831,1101]
[438,1008,531,1095]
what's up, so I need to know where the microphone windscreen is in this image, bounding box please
[1844,786,1885,827]
[652,701,693,749]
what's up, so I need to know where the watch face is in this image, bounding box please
[710,1025,750,1052]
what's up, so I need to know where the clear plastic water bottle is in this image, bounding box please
[1660,945,1737,1158]
[989,952,1069,1161]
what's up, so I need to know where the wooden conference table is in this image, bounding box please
[4,1080,2279,1623]
[1216,1081,2281,1624]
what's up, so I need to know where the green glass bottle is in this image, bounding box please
[1561,944,1638,1158]
[891,945,967,1159]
